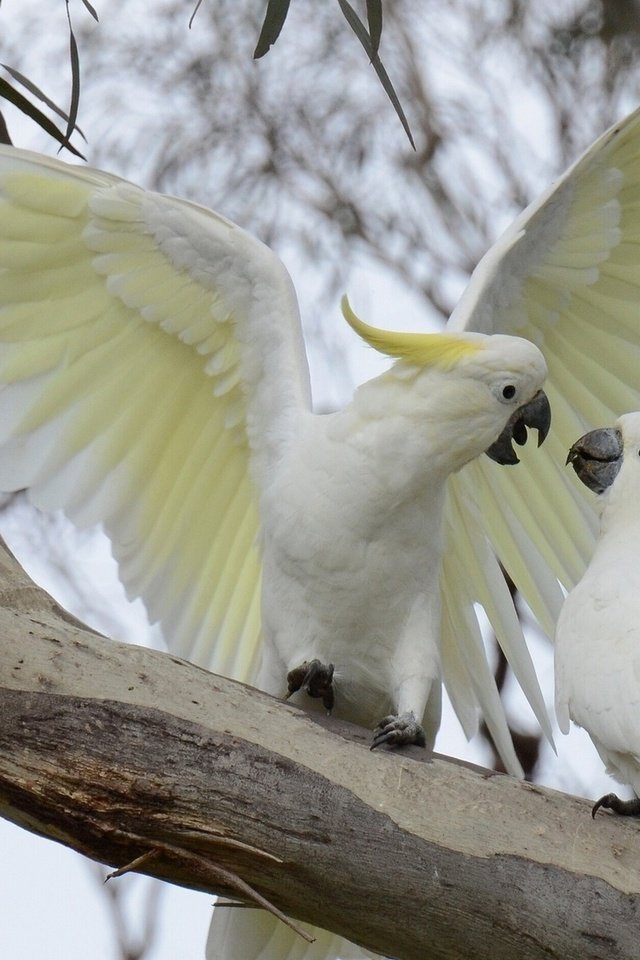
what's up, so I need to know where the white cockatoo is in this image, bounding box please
[1,105,640,958]
[557,413,640,818]
[0,150,554,765]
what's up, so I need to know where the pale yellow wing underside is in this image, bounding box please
[440,108,640,765]
[0,148,311,681]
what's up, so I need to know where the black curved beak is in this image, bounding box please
[485,390,551,465]
[566,427,623,494]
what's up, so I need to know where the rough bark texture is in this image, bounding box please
[0,537,639,960]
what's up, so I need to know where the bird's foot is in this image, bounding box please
[286,659,335,712]
[592,793,640,818]
[371,711,426,750]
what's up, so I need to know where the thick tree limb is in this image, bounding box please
[0,537,639,960]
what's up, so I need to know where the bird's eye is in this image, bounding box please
[502,384,516,400]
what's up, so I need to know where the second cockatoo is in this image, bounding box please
[2,106,640,958]
[557,413,640,817]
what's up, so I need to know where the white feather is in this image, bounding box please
[443,108,640,727]
[207,909,377,960]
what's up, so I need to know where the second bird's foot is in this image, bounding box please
[371,711,426,750]
[592,793,640,818]
[286,659,335,712]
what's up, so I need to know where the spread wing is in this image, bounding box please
[440,107,640,769]
[0,147,311,681]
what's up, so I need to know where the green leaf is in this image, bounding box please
[0,77,85,158]
[254,0,292,59]
[64,1,81,150]
[0,111,12,146]
[80,0,99,21]
[1,63,86,139]
[366,0,382,54]
[336,0,415,149]
[337,0,377,56]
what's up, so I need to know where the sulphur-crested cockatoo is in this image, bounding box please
[557,413,640,818]
[0,148,553,765]
[2,105,640,958]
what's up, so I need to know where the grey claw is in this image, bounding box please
[286,659,335,712]
[592,793,640,818]
[370,711,426,750]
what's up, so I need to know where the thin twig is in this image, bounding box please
[106,849,161,881]
[104,837,314,945]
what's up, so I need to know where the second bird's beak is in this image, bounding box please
[485,389,551,465]
[566,427,623,494]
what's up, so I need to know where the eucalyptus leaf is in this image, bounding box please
[337,0,415,149]
[0,111,11,146]
[80,0,99,21]
[366,0,382,53]
[65,1,81,148]
[254,0,291,59]
[1,63,86,138]
[0,77,85,158]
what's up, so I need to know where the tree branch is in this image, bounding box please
[0,537,638,959]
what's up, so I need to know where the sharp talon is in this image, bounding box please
[286,659,335,711]
[370,711,426,750]
[592,793,640,818]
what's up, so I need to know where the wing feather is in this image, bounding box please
[7,110,640,776]
[440,107,640,746]
[0,146,310,681]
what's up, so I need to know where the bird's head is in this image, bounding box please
[566,413,640,495]
[342,297,550,469]
[469,334,551,466]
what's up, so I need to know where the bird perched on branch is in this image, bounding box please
[558,413,640,818]
[2,107,640,958]
[0,147,553,767]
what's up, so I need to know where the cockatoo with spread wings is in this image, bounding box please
[557,413,640,819]
[1,107,640,959]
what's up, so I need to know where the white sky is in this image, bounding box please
[0,2,632,958]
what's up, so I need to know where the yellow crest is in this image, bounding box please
[341,296,484,370]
